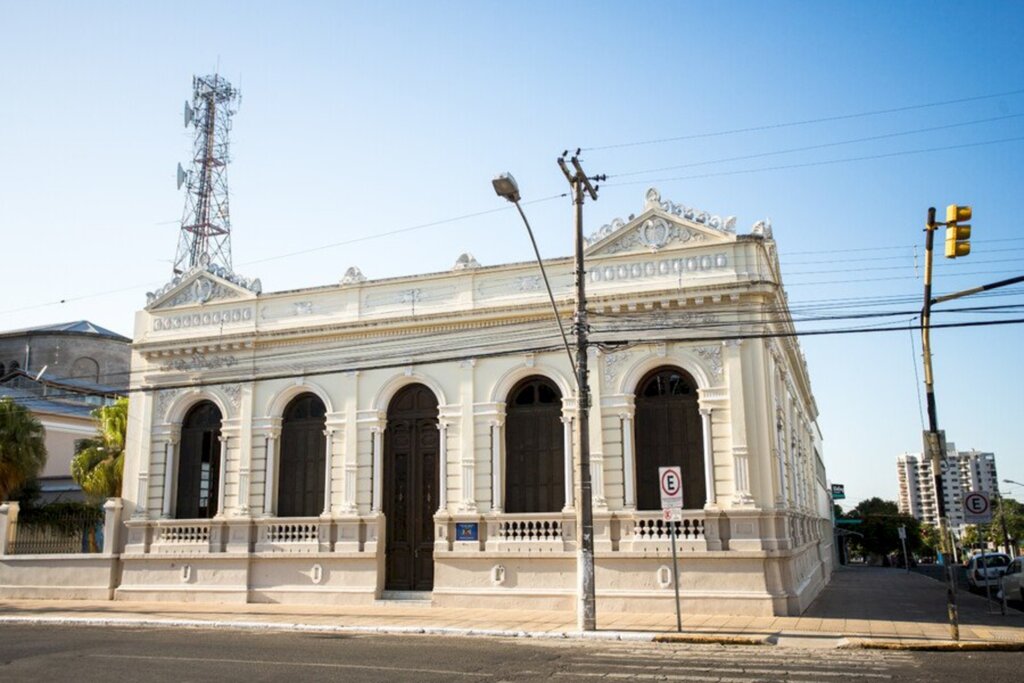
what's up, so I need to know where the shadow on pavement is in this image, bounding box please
[804,565,1024,627]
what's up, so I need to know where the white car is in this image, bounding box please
[966,553,1011,592]
[999,557,1024,603]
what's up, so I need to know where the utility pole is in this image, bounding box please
[921,205,963,641]
[557,150,605,632]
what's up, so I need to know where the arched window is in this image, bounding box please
[70,357,100,383]
[176,401,223,519]
[504,376,565,513]
[277,393,327,517]
[9,360,20,372]
[635,367,705,510]
[0,362,6,377]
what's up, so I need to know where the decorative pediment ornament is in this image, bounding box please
[340,266,367,285]
[643,188,737,234]
[585,188,737,256]
[452,253,481,270]
[146,261,261,309]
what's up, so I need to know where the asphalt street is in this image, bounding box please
[1,624,1021,682]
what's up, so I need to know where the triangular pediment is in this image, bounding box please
[145,263,261,310]
[585,188,737,257]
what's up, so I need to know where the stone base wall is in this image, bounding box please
[0,555,119,600]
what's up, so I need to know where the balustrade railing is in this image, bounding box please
[485,512,575,551]
[255,518,321,552]
[152,522,211,551]
[620,511,712,551]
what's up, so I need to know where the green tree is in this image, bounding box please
[0,397,48,502]
[847,497,921,563]
[71,397,127,503]
[919,523,940,555]
[986,496,1024,552]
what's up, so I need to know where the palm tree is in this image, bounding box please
[71,397,127,504]
[0,397,48,502]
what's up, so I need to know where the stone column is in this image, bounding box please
[370,423,384,513]
[160,435,179,518]
[216,434,228,517]
[263,430,280,516]
[732,446,754,506]
[619,412,635,510]
[322,428,335,516]
[561,415,575,511]
[438,420,450,513]
[459,450,477,512]
[489,419,502,513]
[700,408,716,507]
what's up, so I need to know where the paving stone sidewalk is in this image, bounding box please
[1,566,1021,649]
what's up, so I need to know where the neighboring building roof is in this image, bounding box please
[0,386,96,419]
[1,368,125,396]
[0,320,130,342]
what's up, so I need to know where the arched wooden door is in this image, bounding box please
[277,393,326,517]
[635,367,705,510]
[384,384,439,591]
[176,401,223,519]
[505,376,564,512]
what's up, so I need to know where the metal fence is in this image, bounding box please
[6,508,103,555]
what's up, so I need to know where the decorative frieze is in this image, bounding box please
[159,353,239,373]
[589,253,729,284]
[153,307,254,331]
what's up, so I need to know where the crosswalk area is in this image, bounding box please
[542,642,919,682]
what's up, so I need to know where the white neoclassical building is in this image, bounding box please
[116,188,833,616]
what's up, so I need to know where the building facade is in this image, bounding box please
[897,444,999,533]
[0,321,129,501]
[118,189,833,616]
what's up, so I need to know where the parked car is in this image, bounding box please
[965,553,1011,592]
[999,557,1024,604]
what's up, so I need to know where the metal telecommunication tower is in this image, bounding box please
[173,74,240,275]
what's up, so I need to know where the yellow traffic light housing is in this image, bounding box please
[944,204,972,258]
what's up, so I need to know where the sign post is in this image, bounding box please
[659,466,684,633]
[898,525,910,573]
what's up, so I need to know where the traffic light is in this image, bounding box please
[944,204,972,258]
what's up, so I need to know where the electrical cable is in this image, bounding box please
[583,87,1024,151]
[608,113,1024,179]
[604,136,1024,188]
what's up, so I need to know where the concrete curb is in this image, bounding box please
[2,614,1021,651]
[0,615,656,642]
[853,639,1024,652]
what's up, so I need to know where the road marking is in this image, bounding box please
[568,662,891,679]
[89,653,491,677]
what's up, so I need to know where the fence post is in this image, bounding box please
[0,501,19,556]
[102,498,123,555]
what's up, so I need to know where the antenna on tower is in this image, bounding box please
[172,73,240,275]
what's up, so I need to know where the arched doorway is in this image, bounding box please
[505,376,564,512]
[384,384,439,591]
[176,401,223,519]
[277,393,327,517]
[634,367,705,510]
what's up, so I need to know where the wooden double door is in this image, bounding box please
[384,384,439,591]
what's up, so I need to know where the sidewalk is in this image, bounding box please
[1,566,1022,649]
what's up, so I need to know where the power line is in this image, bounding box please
[584,87,1024,151]
[605,136,1024,188]
[608,113,1024,179]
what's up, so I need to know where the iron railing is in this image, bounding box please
[6,508,103,555]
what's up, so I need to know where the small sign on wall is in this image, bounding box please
[455,522,479,542]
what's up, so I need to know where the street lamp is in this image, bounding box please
[492,168,598,631]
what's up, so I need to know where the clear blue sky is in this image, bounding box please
[2,1,1022,506]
